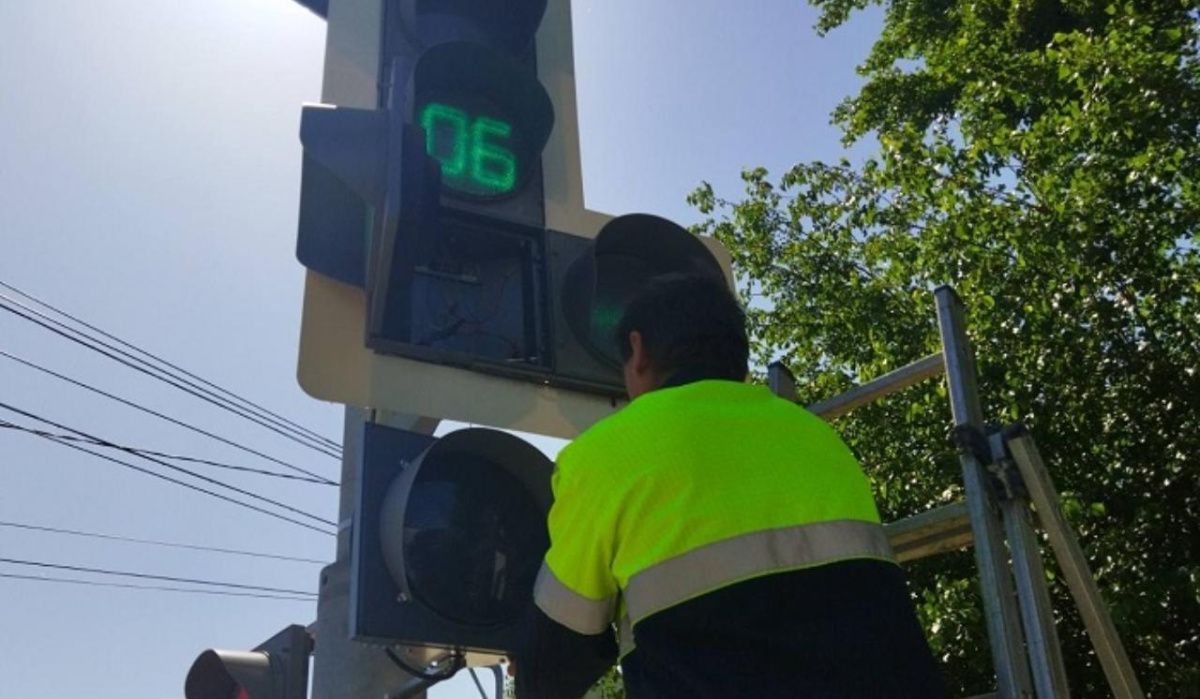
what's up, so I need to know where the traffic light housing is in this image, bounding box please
[294,0,734,431]
[350,422,553,653]
[298,0,556,378]
[185,625,311,699]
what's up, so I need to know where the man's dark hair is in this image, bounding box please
[614,273,749,382]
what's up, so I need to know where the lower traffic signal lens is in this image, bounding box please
[378,429,554,630]
[403,452,547,625]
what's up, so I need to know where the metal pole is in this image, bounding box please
[935,285,1033,699]
[884,501,973,563]
[806,353,944,420]
[991,436,1072,699]
[767,361,797,401]
[1002,500,1071,699]
[1005,428,1145,699]
[306,2,437,692]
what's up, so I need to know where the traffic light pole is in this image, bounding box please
[312,407,439,699]
[306,2,446,692]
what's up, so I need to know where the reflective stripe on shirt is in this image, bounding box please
[537,518,895,651]
[534,562,617,635]
[618,519,895,653]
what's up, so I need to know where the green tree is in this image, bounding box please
[689,0,1199,695]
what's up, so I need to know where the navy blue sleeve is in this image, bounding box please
[514,604,617,699]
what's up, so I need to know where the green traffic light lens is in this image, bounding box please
[561,214,727,377]
[590,301,624,346]
[587,255,654,364]
[411,42,554,201]
[420,100,521,198]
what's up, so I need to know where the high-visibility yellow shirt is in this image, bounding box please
[533,379,894,654]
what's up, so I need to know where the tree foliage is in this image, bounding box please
[689,0,1199,695]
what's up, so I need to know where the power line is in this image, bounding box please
[0,348,337,485]
[0,294,342,458]
[0,572,315,602]
[470,668,487,699]
[0,294,340,458]
[0,280,341,452]
[0,413,334,537]
[0,520,327,565]
[37,429,335,536]
[0,557,318,597]
[0,422,333,485]
[0,402,336,528]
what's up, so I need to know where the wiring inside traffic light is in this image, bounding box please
[410,217,543,364]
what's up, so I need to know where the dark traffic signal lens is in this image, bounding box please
[402,452,548,625]
[378,428,553,632]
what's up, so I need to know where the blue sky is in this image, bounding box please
[0,1,880,696]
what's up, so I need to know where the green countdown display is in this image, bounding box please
[420,102,519,197]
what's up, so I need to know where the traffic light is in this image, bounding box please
[549,214,728,391]
[349,422,553,654]
[297,0,555,377]
[295,0,731,411]
[185,625,311,699]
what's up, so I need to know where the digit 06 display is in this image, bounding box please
[419,99,523,198]
[406,39,554,211]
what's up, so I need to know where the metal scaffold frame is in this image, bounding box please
[769,285,1144,699]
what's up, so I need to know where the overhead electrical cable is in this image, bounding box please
[0,520,326,564]
[0,403,335,529]
[0,557,318,597]
[0,294,341,458]
[0,422,333,485]
[0,293,340,458]
[33,429,335,536]
[0,348,337,485]
[0,572,315,602]
[0,416,335,537]
[0,280,341,451]
[469,668,494,699]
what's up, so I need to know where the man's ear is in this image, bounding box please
[628,330,650,375]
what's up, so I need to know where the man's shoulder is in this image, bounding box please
[560,382,762,462]
[558,404,641,465]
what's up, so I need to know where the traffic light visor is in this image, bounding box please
[185,650,267,699]
[398,0,548,53]
[185,626,310,699]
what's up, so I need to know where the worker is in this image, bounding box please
[514,273,949,698]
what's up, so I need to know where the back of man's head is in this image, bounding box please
[615,273,749,383]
